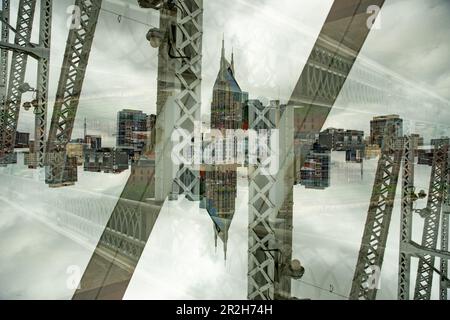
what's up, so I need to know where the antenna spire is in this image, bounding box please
[231,47,235,73]
[221,34,225,59]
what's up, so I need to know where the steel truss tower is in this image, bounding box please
[397,137,450,300]
[247,101,296,300]
[73,0,204,299]
[0,0,36,163]
[34,0,52,168]
[0,0,9,106]
[157,0,203,202]
[0,0,52,168]
[247,0,386,300]
[414,138,449,299]
[441,152,450,300]
[45,0,101,186]
[172,0,203,201]
[350,122,403,300]
[398,135,415,299]
[0,0,9,162]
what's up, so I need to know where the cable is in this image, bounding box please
[97,3,191,61]
[92,2,156,28]
[101,6,156,27]
[297,279,350,299]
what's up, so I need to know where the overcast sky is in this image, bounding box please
[1,0,450,300]
[9,0,450,146]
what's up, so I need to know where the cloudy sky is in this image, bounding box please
[9,0,450,147]
[1,0,450,300]
[0,151,437,299]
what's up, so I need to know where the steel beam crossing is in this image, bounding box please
[33,0,52,168]
[440,153,450,300]
[398,135,415,300]
[0,0,36,164]
[0,0,9,106]
[0,0,9,164]
[73,0,204,299]
[397,138,450,300]
[414,138,449,300]
[0,0,51,168]
[247,0,386,300]
[46,0,102,186]
[168,0,202,201]
[247,101,295,300]
[153,5,177,202]
[350,122,403,300]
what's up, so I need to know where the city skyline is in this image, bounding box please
[1,0,450,302]
[8,0,450,147]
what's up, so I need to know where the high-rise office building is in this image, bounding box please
[300,142,331,190]
[201,164,237,259]
[201,40,249,257]
[210,39,248,130]
[85,135,102,151]
[84,148,129,173]
[319,128,364,151]
[411,133,424,157]
[116,109,150,156]
[14,132,30,148]
[370,115,403,147]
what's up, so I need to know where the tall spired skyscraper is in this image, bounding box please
[201,39,248,259]
[210,39,248,130]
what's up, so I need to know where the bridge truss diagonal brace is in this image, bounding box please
[414,138,449,300]
[73,0,205,300]
[0,0,9,164]
[33,0,52,169]
[0,0,9,106]
[398,135,415,300]
[350,123,403,300]
[170,0,203,201]
[255,0,387,300]
[247,103,295,300]
[0,0,36,163]
[440,151,450,300]
[45,0,102,186]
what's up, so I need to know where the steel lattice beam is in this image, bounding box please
[248,0,384,299]
[46,0,102,186]
[414,138,449,300]
[350,122,403,300]
[247,101,295,300]
[32,0,52,168]
[0,0,9,162]
[73,0,204,299]
[169,0,202,201]
[398,135,414,300]
[0,0,9,105]
[154,5,177,202]
[247,102,280,300]
[0,0,36,163]
[440,156,450,300]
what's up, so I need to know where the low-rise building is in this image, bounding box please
[370,114,403,147]
[365,144,381,159]
[319,128,364,151]
[84,148,129,173]
[418,147,433,166]
[15,131,30,148]
[85,135,102,151]
[67,143,85,166]
[299,143,330,190]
